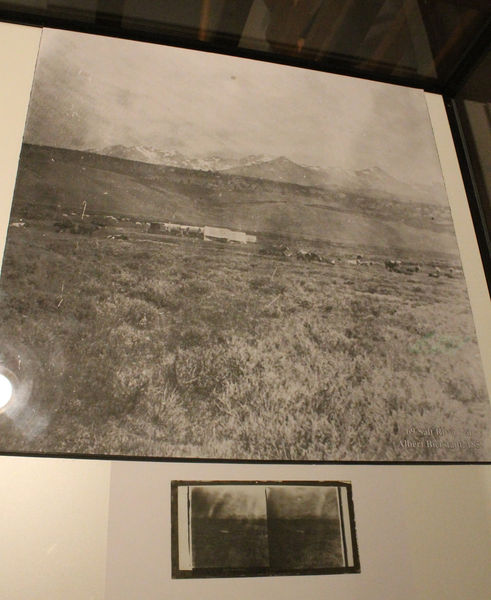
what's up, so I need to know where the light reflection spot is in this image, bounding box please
[0,373,13,410]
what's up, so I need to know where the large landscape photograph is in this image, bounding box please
[0,29,489,460]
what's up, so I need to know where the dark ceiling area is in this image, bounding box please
[0,0,489,93]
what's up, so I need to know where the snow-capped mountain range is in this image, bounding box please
[91,144,269,172]
[90,145,446,205]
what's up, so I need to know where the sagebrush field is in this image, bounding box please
[0,145,489,460]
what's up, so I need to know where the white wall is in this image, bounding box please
[0,23,40,265]
[0,455,110,600]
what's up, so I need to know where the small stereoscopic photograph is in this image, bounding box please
[171,481,359,578]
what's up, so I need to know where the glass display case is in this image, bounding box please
[0,4,489,599]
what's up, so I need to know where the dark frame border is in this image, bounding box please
[0,6,443,93]
[444,97,491,294]
[1,449,490,465]
[171,480,360,579]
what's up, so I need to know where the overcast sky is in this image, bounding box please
[24,28,444,186]
[191,486,267,520]
[266,486,339,520]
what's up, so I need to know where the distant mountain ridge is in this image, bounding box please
[90,144,447,206]
[224,159,446,206]
[90,144,269,173]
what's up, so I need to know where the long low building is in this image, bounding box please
[203,225,256,244]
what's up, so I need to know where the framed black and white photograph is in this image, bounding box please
[0,27,489,462]
[171,480,359,578]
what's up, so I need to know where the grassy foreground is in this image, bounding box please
[0,220,489,460]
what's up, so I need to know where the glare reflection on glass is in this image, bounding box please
[0,373,13,410]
